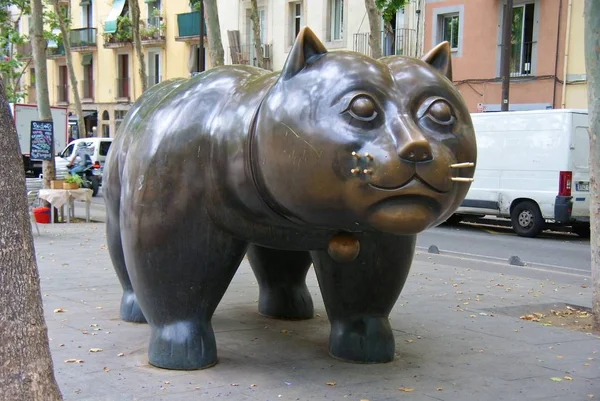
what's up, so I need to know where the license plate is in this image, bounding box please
[576,181,589,192]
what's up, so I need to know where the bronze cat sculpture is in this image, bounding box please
[104,27,477,370]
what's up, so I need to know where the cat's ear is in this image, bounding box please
[421,41,453,81]
[280,26,328,80]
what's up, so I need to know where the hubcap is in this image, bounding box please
[518,210,533,228]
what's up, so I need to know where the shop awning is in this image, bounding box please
[103,0,126,34]
[81,53,93,65]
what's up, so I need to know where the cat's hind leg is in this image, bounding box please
[310,233,416,363]
[247,245,314,320]
[105,177,146,323]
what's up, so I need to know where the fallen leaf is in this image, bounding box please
[436,387,443,391]
[280,329,291,334]
[53,308,65,313]
[250,384,257,388]
[398,387,414,392]
[405,339,414,343]
[230,383,239,387]
[103,367,110,372]
[564,376,573,381]
[550,377,562,382]
[117,353,124,357]
[326,382,336,386]
[64,359,84,363]
[89,348,103,353]
[556,356,563,359]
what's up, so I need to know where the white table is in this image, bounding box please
[38,188,93,223]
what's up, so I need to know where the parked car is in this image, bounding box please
[56,138,113,185]
[450,109,589,238]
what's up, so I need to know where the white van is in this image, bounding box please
[452,109,589,238]
[56,138,113,182]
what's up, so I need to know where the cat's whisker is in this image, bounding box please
[450,162,475,169]
[364,152,373,161]
[363,169,373,175]
[352,151,361,159]
[451,177,474,183]
[350,168,361,175]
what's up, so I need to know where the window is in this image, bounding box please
[99,141,112,156]
[117,54,129,98]
[509,3,535,76]
[58,65,68,103]
[245,8,266,65]
[82,54,93,100]
[81,0,93,28]
[147,49,161,87]
[441,14,459,51]
[330,0,343,41]
[290,2,303,43]
[147,0,161,27]
[115,110,127,132]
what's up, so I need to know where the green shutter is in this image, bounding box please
[81,53,93,66]
[80,0,90,5]
[103,0,126,34]
[144,0,156,3]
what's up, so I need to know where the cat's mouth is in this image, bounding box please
[368,174,449,194]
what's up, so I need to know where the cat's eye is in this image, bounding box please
[418,97,456,126]
[348,96,378,122]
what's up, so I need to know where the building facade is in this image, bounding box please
[20,0,210,138]
[16,0,429,138]
[423,0,586,113]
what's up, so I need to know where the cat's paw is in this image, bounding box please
[120,291,147,323]
[328,316,395,363]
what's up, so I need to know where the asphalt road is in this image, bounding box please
[418,220,591,273]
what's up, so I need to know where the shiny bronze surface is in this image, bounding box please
[104,26,476,370]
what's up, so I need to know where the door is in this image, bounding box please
[570,124,590,217]
[59,65,68,102]
[147,50,161,86]
[118,54,129,98]
[246,8,266,66]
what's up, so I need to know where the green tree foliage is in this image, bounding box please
[375,0,408,24]
[0,1,62,103]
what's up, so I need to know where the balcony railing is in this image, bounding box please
[141,16,165,42]
[353,28,419,58]
[47,43,65,57]
[81,79,94,100]
[176,11,206,39]
[57,84,69,104]
[228,43,273,71]
[116,77,129,99]
[147,75,161,88]
[510,41,534,77]
[70,28,97,49]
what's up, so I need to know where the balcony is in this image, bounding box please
[175,11,207,42]
[81,79,94,102]
[57,84,69,105]
[227,43,273,71]
[141,16,166,46]
[47,43,65,59]
[70,28,97,51]
[352,28,419,58]
[147,75,162,88]
[116,77,130,101]
[103,16,132,49]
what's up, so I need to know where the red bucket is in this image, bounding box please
[33,206,51,224]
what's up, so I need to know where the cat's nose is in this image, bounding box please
[398,140,433,163]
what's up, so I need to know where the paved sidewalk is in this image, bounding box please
[33,223,599,401]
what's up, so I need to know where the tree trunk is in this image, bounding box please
[52,1,85,139]
[130,0,147,92]
[0,78,63,400]
[249,0,264,69]
[203,0,225,67]
[365,0,382,59]
[30,0,55,188]
[585,0,600,333]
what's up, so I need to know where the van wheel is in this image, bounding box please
[511,201,544,238]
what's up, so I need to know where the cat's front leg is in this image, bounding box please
[310,233,416,363]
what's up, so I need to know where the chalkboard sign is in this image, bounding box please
[30,121,54,161]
